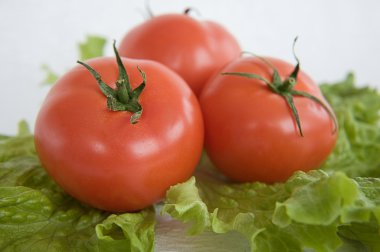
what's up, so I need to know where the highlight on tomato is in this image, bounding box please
[118,8,241,96]
[199,39,338,183]
[34,41,204,212]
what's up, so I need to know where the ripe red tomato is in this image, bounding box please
[199,56,338,183]
[34,45,204,212]
[118,11,241,96]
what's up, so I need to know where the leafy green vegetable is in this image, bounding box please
[163,74,380,252]
[41,35,107,85]
[162,176,211,235]
[0,124,155,252]
[0,121,35,162]
[41,64,59,85]
[79,35,107,61]
[96,209,155,252]
[320,73,380,178]
[163,163,380,251]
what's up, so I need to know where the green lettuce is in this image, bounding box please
[163,74,380,252]
[320,73,380,177]
[163,159,380,252]
[78,35,107,61]
[0,122,155,252]
[41,65,59,86]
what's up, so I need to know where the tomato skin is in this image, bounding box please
[118,14,241,96]
[199,57,338,183]
[34,57,204,212]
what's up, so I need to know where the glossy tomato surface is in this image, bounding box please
[34,57,204,212]
[200,57,338,183]
[118,13,241,96]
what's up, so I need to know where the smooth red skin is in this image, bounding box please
[200,57,338,183]
[118,14,241,97]
[34,57,204,212]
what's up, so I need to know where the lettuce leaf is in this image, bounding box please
[78,35,107,61]
[163,74,380,252]
[41,65,59,86]
[163,163,380,251]
[320,73,380,177]
[0,124,155,252]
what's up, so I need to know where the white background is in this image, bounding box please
[0,0,379,136]
[1,1,380,250]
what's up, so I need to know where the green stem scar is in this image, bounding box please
[77,41,146,124]
[222,37,338,137]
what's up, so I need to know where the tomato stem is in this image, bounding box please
[145,0,154,18]
[77,41,146,124]
[222,38,338,137]
[183,7,201,17]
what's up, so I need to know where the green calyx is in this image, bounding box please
[222,37,338,137]
[77,41,146,124]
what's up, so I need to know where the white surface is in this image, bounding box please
[155,214,250,251]
[0,1,380,251]
[1,0,380,135]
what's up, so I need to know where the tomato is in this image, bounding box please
[118,10,241,96]
[199,56,338,183]
[34,44,204,212]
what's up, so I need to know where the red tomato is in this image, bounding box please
[199,56,338,183]
[34,49,204,212]
[118,11,241,96]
